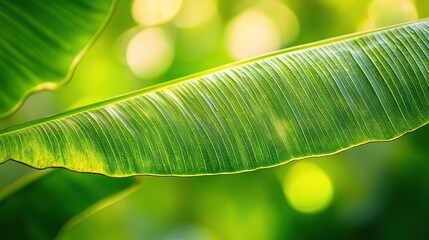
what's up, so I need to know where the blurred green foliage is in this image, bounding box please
[1,0,429,239]
[0,170,137,239]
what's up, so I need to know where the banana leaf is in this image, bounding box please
[0,169,138,239]
[1,19,428,176]
[0,0,116,117]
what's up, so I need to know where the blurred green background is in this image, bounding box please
[1,0,429,239]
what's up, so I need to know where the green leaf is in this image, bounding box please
[1,19,429,176]
[0,0,116,117]
[0,170,138,239]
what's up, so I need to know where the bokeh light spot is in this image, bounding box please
[255,1,299,48]
[173,0,218,28]
[225,2,299,61]
[359,0,417,30]
[126,28,174,79]
[226,9,281,60]
[132,0,182,26]
[283,162,333,214]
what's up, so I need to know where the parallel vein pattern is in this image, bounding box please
[0,0,115,117]
[1,20,429,176]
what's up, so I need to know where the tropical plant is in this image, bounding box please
[1,0,429,239]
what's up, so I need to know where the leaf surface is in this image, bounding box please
[0,170,138,239]
[1,20,429,176]
[0,0,116,117]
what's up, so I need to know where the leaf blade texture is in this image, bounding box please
[1,20,428,176]
[0,0,115,117]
